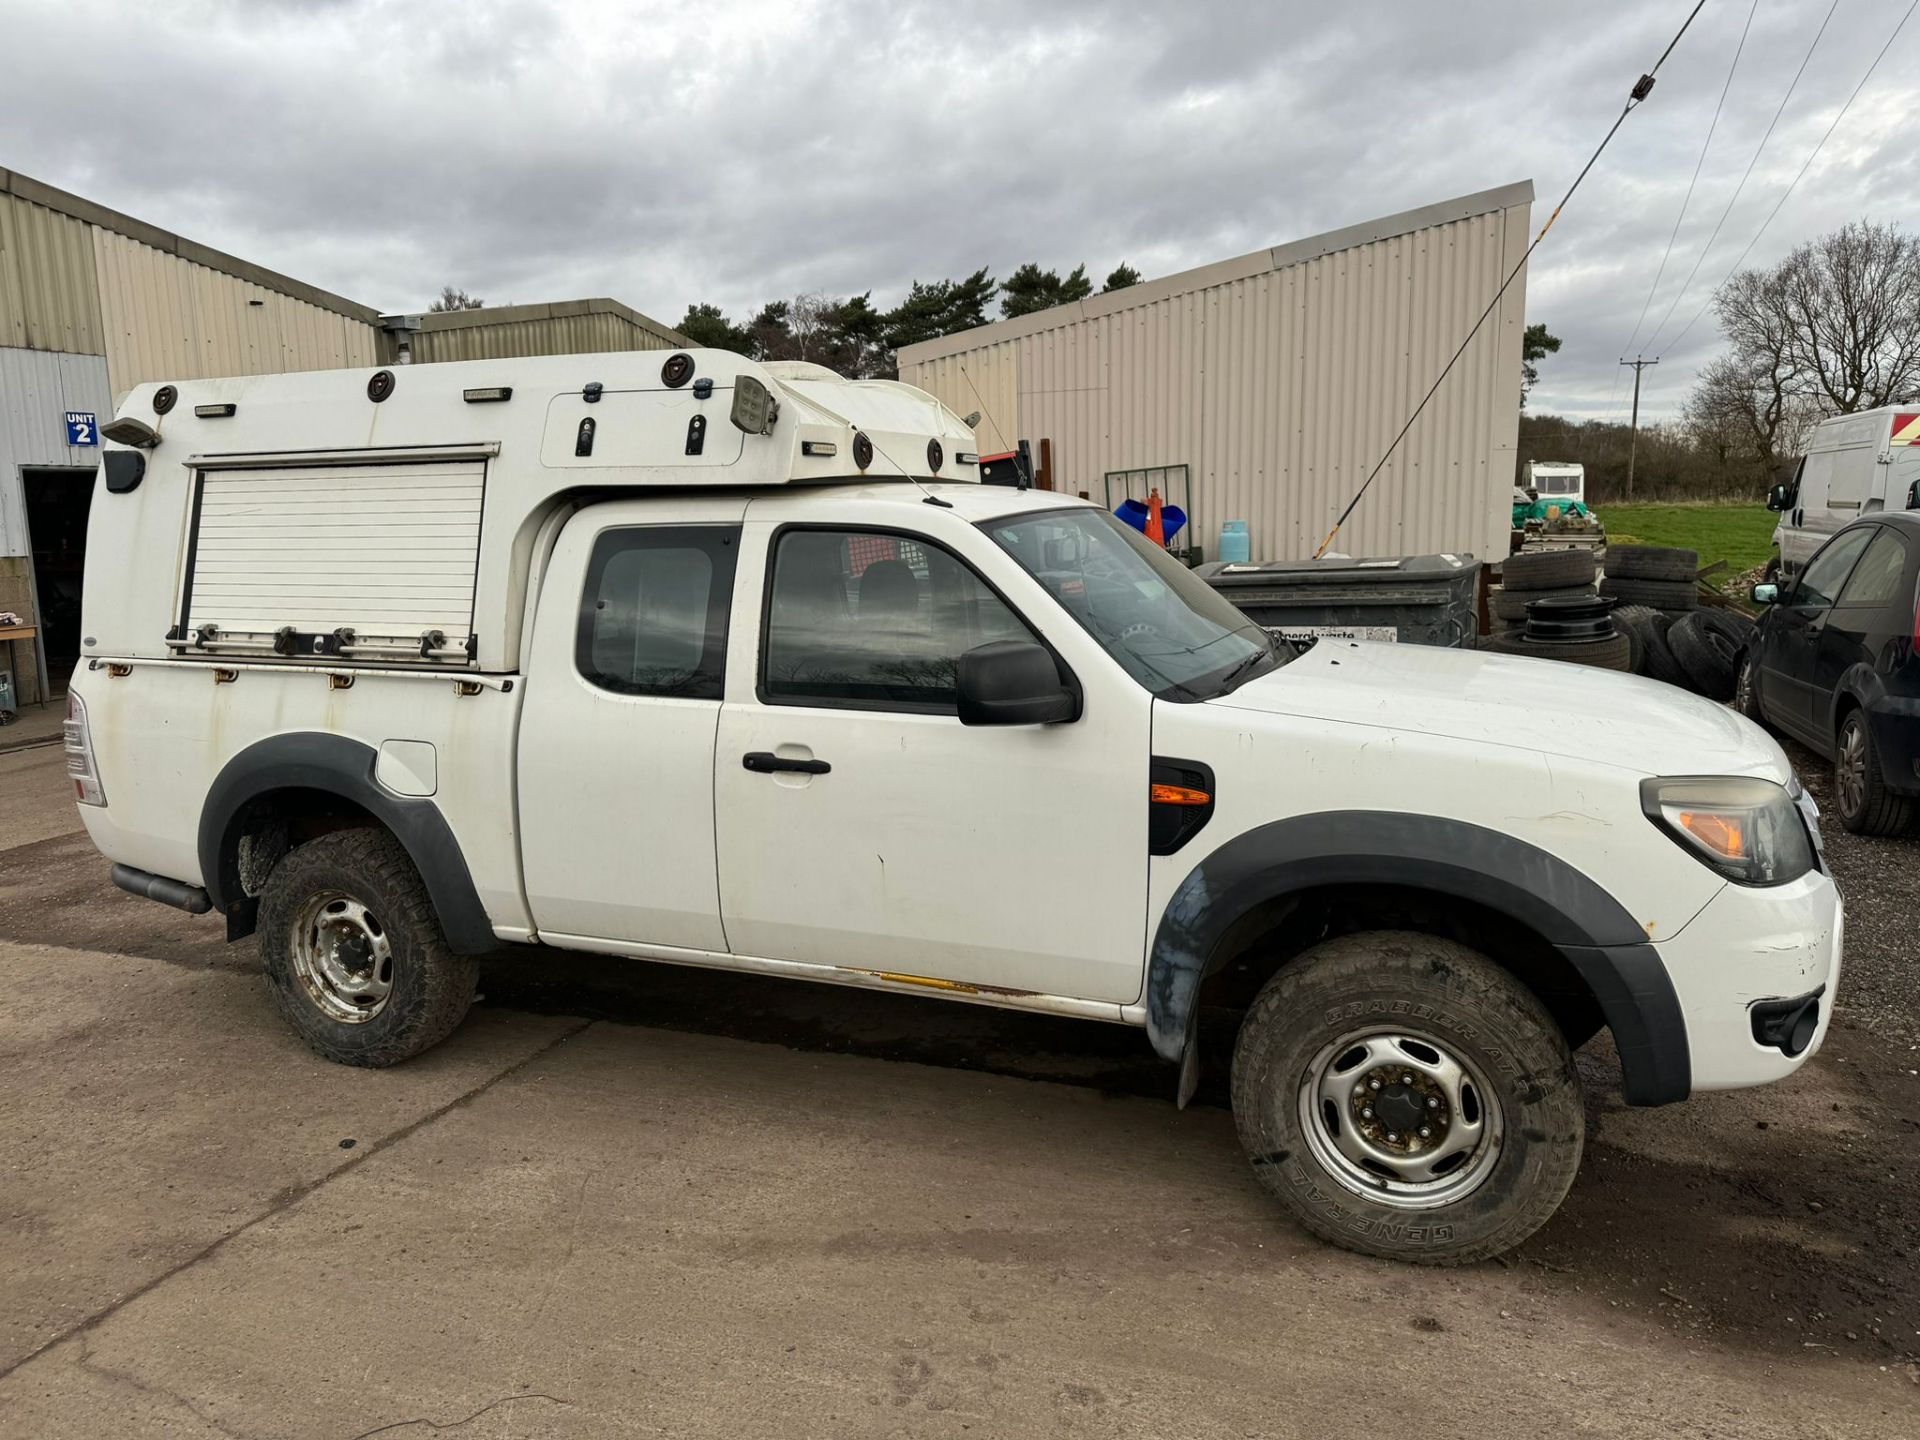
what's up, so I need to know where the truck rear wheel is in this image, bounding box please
[259,829,477,1066]
[1230,931,1584,1265]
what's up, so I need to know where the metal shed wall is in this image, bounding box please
[1,169,384,398]
[406,299,688,364]
[92,227,381,398]
[899,182,1532,563]
[0,190,105,357]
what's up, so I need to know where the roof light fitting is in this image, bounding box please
[101,416,161,448]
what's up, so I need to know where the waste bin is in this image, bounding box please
[1197,553,1479,648]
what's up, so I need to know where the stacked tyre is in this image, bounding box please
[1492,549,1597,633]
[1602,546,1755,701]
[1601,546,1698,617]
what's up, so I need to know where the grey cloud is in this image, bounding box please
[1,0,1913,423]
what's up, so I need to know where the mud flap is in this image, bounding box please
[1176,1022,1200,1110]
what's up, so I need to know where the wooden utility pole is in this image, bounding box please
[1620,357,1658,499]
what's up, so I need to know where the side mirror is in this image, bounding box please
[956,640,1076,726]
[1766,483,1789,512]
[1751,583,1779,605]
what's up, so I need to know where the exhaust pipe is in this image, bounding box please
[110,863,213,915]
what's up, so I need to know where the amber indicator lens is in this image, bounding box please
[1150,783,1211,806]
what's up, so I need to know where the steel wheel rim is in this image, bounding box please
[290,890,394,1024]
[1296,1028,1504,1211]
[1837,720,1867,818]
[1735,656,1756,715]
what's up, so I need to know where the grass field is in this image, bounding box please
[1599,502,1776,589]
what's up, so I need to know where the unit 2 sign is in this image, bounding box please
[65,412,99,447]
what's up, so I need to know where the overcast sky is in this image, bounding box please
[2,0,1914,423]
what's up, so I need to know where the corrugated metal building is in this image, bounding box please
[406,298,687,363]
[898,181,1534,565]
[0,168,685,707]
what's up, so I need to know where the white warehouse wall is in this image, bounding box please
[900,182,1532,564]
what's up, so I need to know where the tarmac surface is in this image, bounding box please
[1,740,1916,1437]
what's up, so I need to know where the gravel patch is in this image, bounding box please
[1776,733,1920,1046]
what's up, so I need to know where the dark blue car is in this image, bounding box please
[1740,512,1920,835]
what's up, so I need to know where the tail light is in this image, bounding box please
[64,690,107,807]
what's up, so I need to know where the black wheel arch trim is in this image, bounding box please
[197,732,498,955]
[1146,811,1692,1106]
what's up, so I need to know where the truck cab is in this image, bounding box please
[67,350,1842,1265]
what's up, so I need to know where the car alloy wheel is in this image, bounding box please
[1837,716,1868,823]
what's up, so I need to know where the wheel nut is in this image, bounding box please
[1362,1106,1373,1119]
[1386,1132,1399,1143]
[1427,1097,1440,1109]
[1402,1074,1414,1085]
[1420,1126,1431,1138]
[1369,1079,1381,1090]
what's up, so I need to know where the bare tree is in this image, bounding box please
[1682,353,1817,479]
[1712,221,1920,415]
[785,293,833,362]
[429,285,485,312]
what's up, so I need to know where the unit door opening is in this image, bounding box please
[21,465,95,701]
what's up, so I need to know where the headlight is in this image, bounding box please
[1640,776,1817,886]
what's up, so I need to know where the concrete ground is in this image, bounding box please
[1,743,1916,1437]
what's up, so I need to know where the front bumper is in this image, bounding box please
[1652,870,1843,1092]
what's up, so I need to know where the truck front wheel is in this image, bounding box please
[1230,931,1584,1264]
[258,829,478,1066]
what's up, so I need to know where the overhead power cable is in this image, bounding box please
[1644,0,1840,354]
[1662,0,1919,355]
[1312,1,1705,559]
[1619,0,1759,362]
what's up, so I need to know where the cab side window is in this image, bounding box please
[1792,527,1873,609]
[577,526,738,698]
[1834,529,1910,609]
[761,529,1035,710]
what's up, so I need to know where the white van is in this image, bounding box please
[1769,407,1920,578]
[66,349,1841,1264]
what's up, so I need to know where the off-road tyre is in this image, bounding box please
[1482,629,1632,669]
[1600,576,1697,611]
[1501,549,1596,591]
[1834,709,1915,837]
[1668,610,1751,702]
[1492,583,1593,623]
[1606,545,1698,583]
[259,829,478,1066]
[1230,932,1585,1265]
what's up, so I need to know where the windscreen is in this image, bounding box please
[983,507,1277,700]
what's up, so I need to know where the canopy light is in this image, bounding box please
[730,375,778,435]
[462,386,513,403]
[193,403,237,418]
[101,416,161,449]
[801,440,838,457]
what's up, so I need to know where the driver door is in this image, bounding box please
[713,501,1153,1005]
[1759,526,1872,747]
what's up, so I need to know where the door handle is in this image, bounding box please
[742,751,831,775]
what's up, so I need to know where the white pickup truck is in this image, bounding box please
[68,350,1840,1263]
